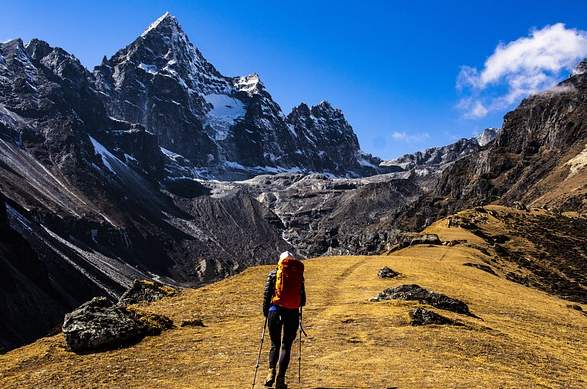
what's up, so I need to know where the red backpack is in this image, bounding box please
[271,257,304,309]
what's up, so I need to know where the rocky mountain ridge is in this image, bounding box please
[381,128,498,173]
[398,62,587,228]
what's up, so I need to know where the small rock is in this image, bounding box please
[378,266,400,278]
[387,233,442,252]
[180,319,206,327]
[506,272,530,286]
[119,279,179,305]
[129,309,175,335]
[463,263,498,276]
[62,297,173,353]
[409,307,460,326]
[409,234,442,246]
[443,240,467,247]
[372,284,477,317]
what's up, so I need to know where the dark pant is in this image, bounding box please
[268,306,299,378]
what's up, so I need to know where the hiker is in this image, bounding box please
[262,251,306,389]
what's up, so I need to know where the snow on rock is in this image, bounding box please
[89,136,118,174]
[381,136,483,173]
[138,63,158,75]
[203,94,245,140]
[357,151,378,168]
[234,73,262,95]
[160,146,184,161]
[141,11,173,38]
[223,161,303,175]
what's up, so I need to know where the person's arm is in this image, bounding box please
[262,270,277,317]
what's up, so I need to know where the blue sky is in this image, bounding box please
[2,1,587,159]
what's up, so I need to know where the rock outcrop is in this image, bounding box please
[377,266,400,279]
[401,60,587,229]
[119,280,179,305]
[387,233,442,252]
[409,307,461,326]
[372,284,476,317]
[62,297,173,353]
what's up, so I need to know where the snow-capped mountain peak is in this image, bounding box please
[140,12,178,38]
[91,13,388,177]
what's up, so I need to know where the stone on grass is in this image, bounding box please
[371,284,477,317]
[463,262,498,276]
[409,307,461,326]
[119,279,179,305]
[378,266,400,279]
[180,318,206,328]
[62,297,173,353]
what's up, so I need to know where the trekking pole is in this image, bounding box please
[252,316,268,389]
[298,307,304,385]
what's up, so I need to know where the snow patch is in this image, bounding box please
[235,74,261,94]
[203,94,246,140]
[380,160,412,170]
[566,143,587,177]
[356,152,377,168]
[89,136,119,174]
[223,160,303,175]
[161,146,184,161]
[141,12,172,37]
[138,63,158,75]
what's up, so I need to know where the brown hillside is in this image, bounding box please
[1,206,585,388]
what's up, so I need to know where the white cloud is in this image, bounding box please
[457,23,587,118]
[457,98,488,119]
[391,131,430,142]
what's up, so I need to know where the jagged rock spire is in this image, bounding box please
[140,12,181,38]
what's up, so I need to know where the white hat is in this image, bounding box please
[279,251,295,261]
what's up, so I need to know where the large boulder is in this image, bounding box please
[371,284,476,317]
[62,297,173,353]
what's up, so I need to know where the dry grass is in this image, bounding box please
[1,207,586,388]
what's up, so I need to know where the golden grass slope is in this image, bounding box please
[1,206,586,388]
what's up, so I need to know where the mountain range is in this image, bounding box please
[0,13,586,353]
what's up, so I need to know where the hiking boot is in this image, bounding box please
[275,375,287,389]
[264,368,276,387]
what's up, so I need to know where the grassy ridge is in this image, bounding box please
[1,207,586,388]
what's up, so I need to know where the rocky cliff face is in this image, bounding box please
[398,62,587,229]
[381,129,498,173]
[440,63,587,210]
